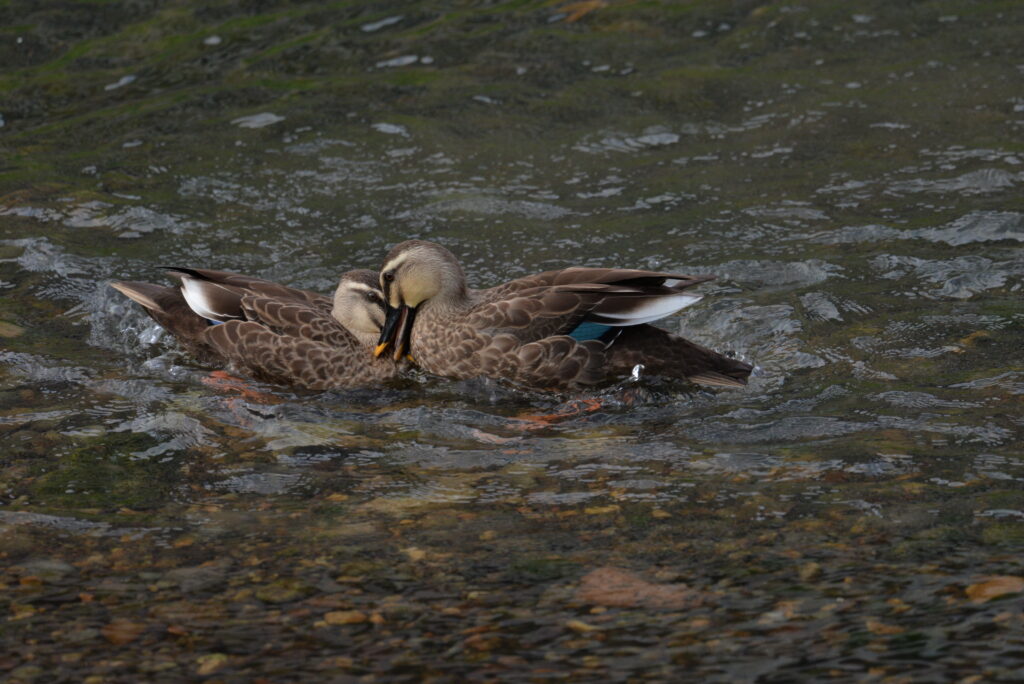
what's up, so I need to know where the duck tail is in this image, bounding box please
[684,367,751,388]
[609,325,752,388]
[110,280,218,360]
[679,346,753,387]
[109,281,170,313]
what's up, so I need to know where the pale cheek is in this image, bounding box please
[401,275,435,308]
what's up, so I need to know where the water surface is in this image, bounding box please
[2,1,1023,681]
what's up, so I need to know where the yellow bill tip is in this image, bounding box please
[374,342,389,358]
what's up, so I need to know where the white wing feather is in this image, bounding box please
[596,293,702,327]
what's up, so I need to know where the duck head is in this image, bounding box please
[332,269,388,349]
[374,240,467,361]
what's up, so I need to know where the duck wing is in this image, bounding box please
[486,268,713,300]
[550,267,714,291]
[469,281,705,342]
[238,295,356,347]
[163,267,331,322]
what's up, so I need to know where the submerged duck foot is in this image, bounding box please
[201,370,280,405]
[516,397,604,429]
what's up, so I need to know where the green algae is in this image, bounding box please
[1,0,1023,680]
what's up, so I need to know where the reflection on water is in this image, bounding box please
[2,0,1024,680]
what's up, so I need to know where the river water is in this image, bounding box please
[2,1,1023,681]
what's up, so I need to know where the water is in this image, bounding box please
[2,1,1024,680]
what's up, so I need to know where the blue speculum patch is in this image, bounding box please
[568,321,612,341]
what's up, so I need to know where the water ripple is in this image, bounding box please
[813,211,1024,246]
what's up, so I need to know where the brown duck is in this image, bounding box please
[373,240,752,390]
[110,268,400,389]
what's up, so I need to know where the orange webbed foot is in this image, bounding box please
[515,397,605,430]
[201,370,278,405]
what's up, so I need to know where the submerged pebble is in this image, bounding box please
[2,2,1022,681]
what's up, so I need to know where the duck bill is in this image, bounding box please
[375,304,417,361]
[375,305,404,358]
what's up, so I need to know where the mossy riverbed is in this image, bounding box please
[2,1,1023,680]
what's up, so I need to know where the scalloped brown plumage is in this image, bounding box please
[110,268,400,390]
[375,240,752,390]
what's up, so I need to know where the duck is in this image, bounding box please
[373,240,752,390]
[110,268,401,389]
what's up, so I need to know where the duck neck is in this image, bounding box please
[421,279,470,317]
[351,329,381,349]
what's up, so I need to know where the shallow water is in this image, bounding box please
[2,1,1024,681]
